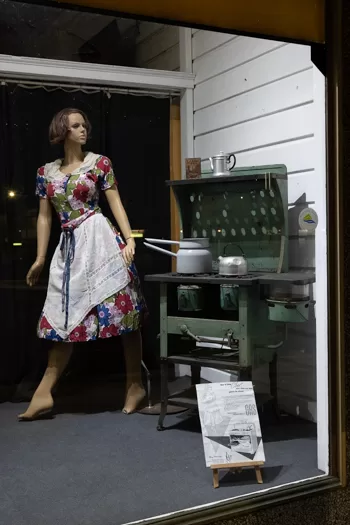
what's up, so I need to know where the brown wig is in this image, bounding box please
[49,108,91,145]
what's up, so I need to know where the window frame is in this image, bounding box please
[1,1,346,523]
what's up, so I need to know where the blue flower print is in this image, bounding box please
[46,328,63,342]
[62,211,70,224]
[97,304,111,327]
[36,175,46,197]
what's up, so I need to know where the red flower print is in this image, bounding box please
[69,325,87,342]
[47,183,55,198]
[38,166,45,176]
[40,315,52,330]
[87,172,98,183]
[100,324,119,338]
[73,183,89,203]
[96,156,111,172]
[116,294,133,314]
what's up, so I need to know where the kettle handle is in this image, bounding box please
[209,157,214,172]
[224,243,245,256]
[227,153,236,171]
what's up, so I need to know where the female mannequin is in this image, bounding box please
[19,108,146,421]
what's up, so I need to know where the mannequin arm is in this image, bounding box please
[105,185,134,245]
[36,197,52,261]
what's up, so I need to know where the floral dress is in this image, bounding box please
[35,152,147,343]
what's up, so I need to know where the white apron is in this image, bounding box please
[42,213,130,340]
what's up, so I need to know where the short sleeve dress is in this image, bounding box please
[35,152,147,343]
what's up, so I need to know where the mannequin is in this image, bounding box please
[19,108,146,421]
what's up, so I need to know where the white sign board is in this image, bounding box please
[196,382,265,467]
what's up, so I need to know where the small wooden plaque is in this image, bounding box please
[185,158,201,179]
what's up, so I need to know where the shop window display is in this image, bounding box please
[0,1,342,525]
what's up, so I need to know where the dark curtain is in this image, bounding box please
[0,83,170,397]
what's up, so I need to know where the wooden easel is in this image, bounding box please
[210,461,264,488]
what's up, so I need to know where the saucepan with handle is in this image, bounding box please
[144,237,212,274]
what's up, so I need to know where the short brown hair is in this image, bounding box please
[49,108,91,145]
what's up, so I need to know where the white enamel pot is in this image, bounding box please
[144,237,212,274]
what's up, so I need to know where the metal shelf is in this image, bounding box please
[145,271,315,286]
[167,354,239,370]
[166,172,287,187]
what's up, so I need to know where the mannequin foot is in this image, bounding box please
[122,383,146,414]
[18,393,54,421]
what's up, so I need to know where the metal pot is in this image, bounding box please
[177,285,203,311]
[143,237,212,274]
[209,151,236,177]
[220,284,238,310]
[218,243,248,276]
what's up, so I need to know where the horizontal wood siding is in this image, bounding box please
[193,30,323,421]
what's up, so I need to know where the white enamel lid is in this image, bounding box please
[180,238,210,249]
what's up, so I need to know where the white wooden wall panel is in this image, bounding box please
[194,69,313,135]
[194,44,311,110]
[191,30,326,433]
[287,172,317,206]
[192,31,235,59]
[194,104,314,160]
[193,37,283,84]
[200,139,315,175]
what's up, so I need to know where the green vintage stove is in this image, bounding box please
[144,164,315,430]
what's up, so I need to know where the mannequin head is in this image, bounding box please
[49,108,91,146]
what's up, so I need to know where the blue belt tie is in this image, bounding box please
[60,228,76,330]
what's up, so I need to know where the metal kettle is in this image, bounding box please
[209,151,236,176]
[218,243,248,276]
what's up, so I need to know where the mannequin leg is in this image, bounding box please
[121,329,145,414]
[18,342,73,421]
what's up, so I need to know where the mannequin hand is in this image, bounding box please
[26,258,45,287]
[122,238,135,266]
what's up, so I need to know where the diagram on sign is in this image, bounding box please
[196,382,265,467]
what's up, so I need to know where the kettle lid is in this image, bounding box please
[213,151,229,158]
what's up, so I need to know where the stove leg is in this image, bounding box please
[158,283,169,431]
[238,287,254,377]
[141,360,152,408]
[191,364,201,386]
[269,352,280,418]
[157,359,169,431]
[239,366,252,381]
